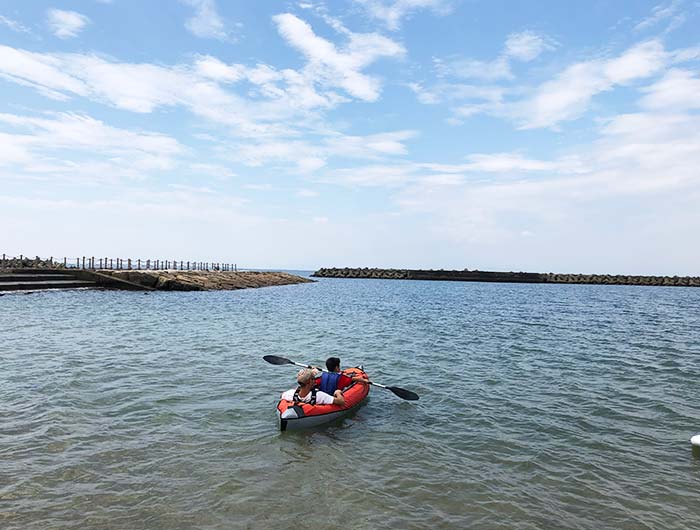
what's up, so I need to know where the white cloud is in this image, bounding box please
[435,56,513,82]
[424,153,581,173]
[634,0,685,33]
[273,13,404,101]
[409,81,506,108]
[504,31,557,62]
[46,9,90,39]
[321,164,417,187]
[0,14,32,34]
[516,40,667,129]
[0,112,182,181]
[0,45,305,137]
[224,129,415,173]
[182,0,229,41]
[297,189,319,197]
[353,0,452,31]
[195,56,245,83]
[432,31,554,84]
[640,68,700,111]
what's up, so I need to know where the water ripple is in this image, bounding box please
[1,280,699,529]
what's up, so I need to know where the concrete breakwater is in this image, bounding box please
[312,268,700,287]
[104,270,313,291]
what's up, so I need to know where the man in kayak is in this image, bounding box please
[281,368,345,406]
[316,357,369,395]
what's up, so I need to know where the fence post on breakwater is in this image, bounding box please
[63,257,67,267]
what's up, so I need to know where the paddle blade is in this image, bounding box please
[387,386,419,401]
[263,355,293,366]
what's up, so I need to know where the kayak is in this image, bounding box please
[277,367,370,431]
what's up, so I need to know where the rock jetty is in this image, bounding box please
[312,268,700,287]
[104,270,313,291]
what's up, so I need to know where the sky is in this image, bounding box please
[1,0,699,274]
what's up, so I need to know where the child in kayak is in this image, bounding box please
[316,357,369,395]
[281,368,345,406]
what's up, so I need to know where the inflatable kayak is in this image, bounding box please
[277,367,370,431]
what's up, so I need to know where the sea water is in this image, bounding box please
[2,276,699,529]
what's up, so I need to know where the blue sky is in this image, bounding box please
[1,1,699,274]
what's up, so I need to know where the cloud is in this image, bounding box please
[195,55,245,83]
[273,13,404,101]
[353,0,452,31]
[0,44,312,137]
[504,31,557,62]
[0,14,32,34]
[0,13,404,139]
[639,68,700,111]
[297,189,319,197]
[634,0,685,33]
[0,111,182,181]
[421,153,582,174]
[516,40,667,129]
[46,9,90,39]
[435,56,513,82]
[181,0,229,41]
[223,129,416,172]
[432,31,555,83]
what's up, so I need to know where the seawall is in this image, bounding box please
[311,268,700,287]
[103,270,314,291]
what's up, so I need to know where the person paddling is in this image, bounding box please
[281,368,345,406]
[316,357,369,395]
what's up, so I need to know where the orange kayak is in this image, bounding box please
[277,367,370,431]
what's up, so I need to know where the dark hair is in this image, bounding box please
[325,357,341,372]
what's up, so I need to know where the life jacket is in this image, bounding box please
[319,372,341,395]
[293,386,317,405]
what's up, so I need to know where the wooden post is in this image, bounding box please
[82,256,85,269]
[128,259,132,270]
[63,257,67,267]
[235,263,237,272]
[99,258,102,269]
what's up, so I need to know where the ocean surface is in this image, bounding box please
[2,275,699,529]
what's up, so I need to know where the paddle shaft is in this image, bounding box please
[262,355,419,400]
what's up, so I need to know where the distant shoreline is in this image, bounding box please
[312,268,700,287]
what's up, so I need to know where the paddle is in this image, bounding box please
[262,355,419,401]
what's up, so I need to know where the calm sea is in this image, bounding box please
[2,275,699,529]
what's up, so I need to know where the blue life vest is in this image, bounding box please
[319,372,341,394]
